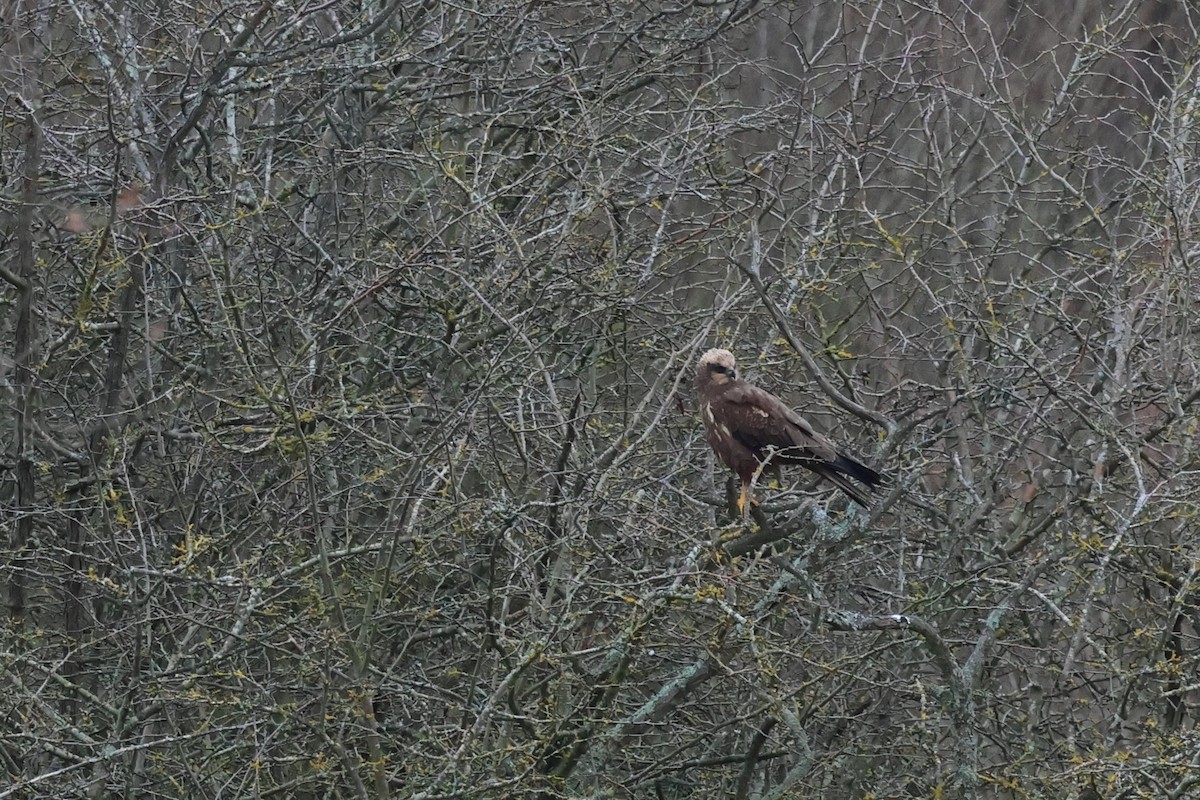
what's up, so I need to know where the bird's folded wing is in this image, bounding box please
[723,384,838,461]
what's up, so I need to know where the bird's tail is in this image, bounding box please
[829,453,882,488]
[811,453,883,508]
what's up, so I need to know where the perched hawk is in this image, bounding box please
[695,348,883,511]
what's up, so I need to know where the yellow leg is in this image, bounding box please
[737,483,749,515]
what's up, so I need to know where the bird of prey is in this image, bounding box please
[695,348,883,511]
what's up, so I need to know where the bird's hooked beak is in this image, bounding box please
[711,364,735,380]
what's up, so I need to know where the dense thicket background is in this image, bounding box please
[3,0,1200,797]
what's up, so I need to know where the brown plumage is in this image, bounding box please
[695,348,883,511]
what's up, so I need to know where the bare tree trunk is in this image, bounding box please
[7,0,44,630]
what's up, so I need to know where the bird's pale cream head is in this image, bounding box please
[697,348,738,386]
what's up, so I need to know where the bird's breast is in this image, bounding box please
[702,402,738,447]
